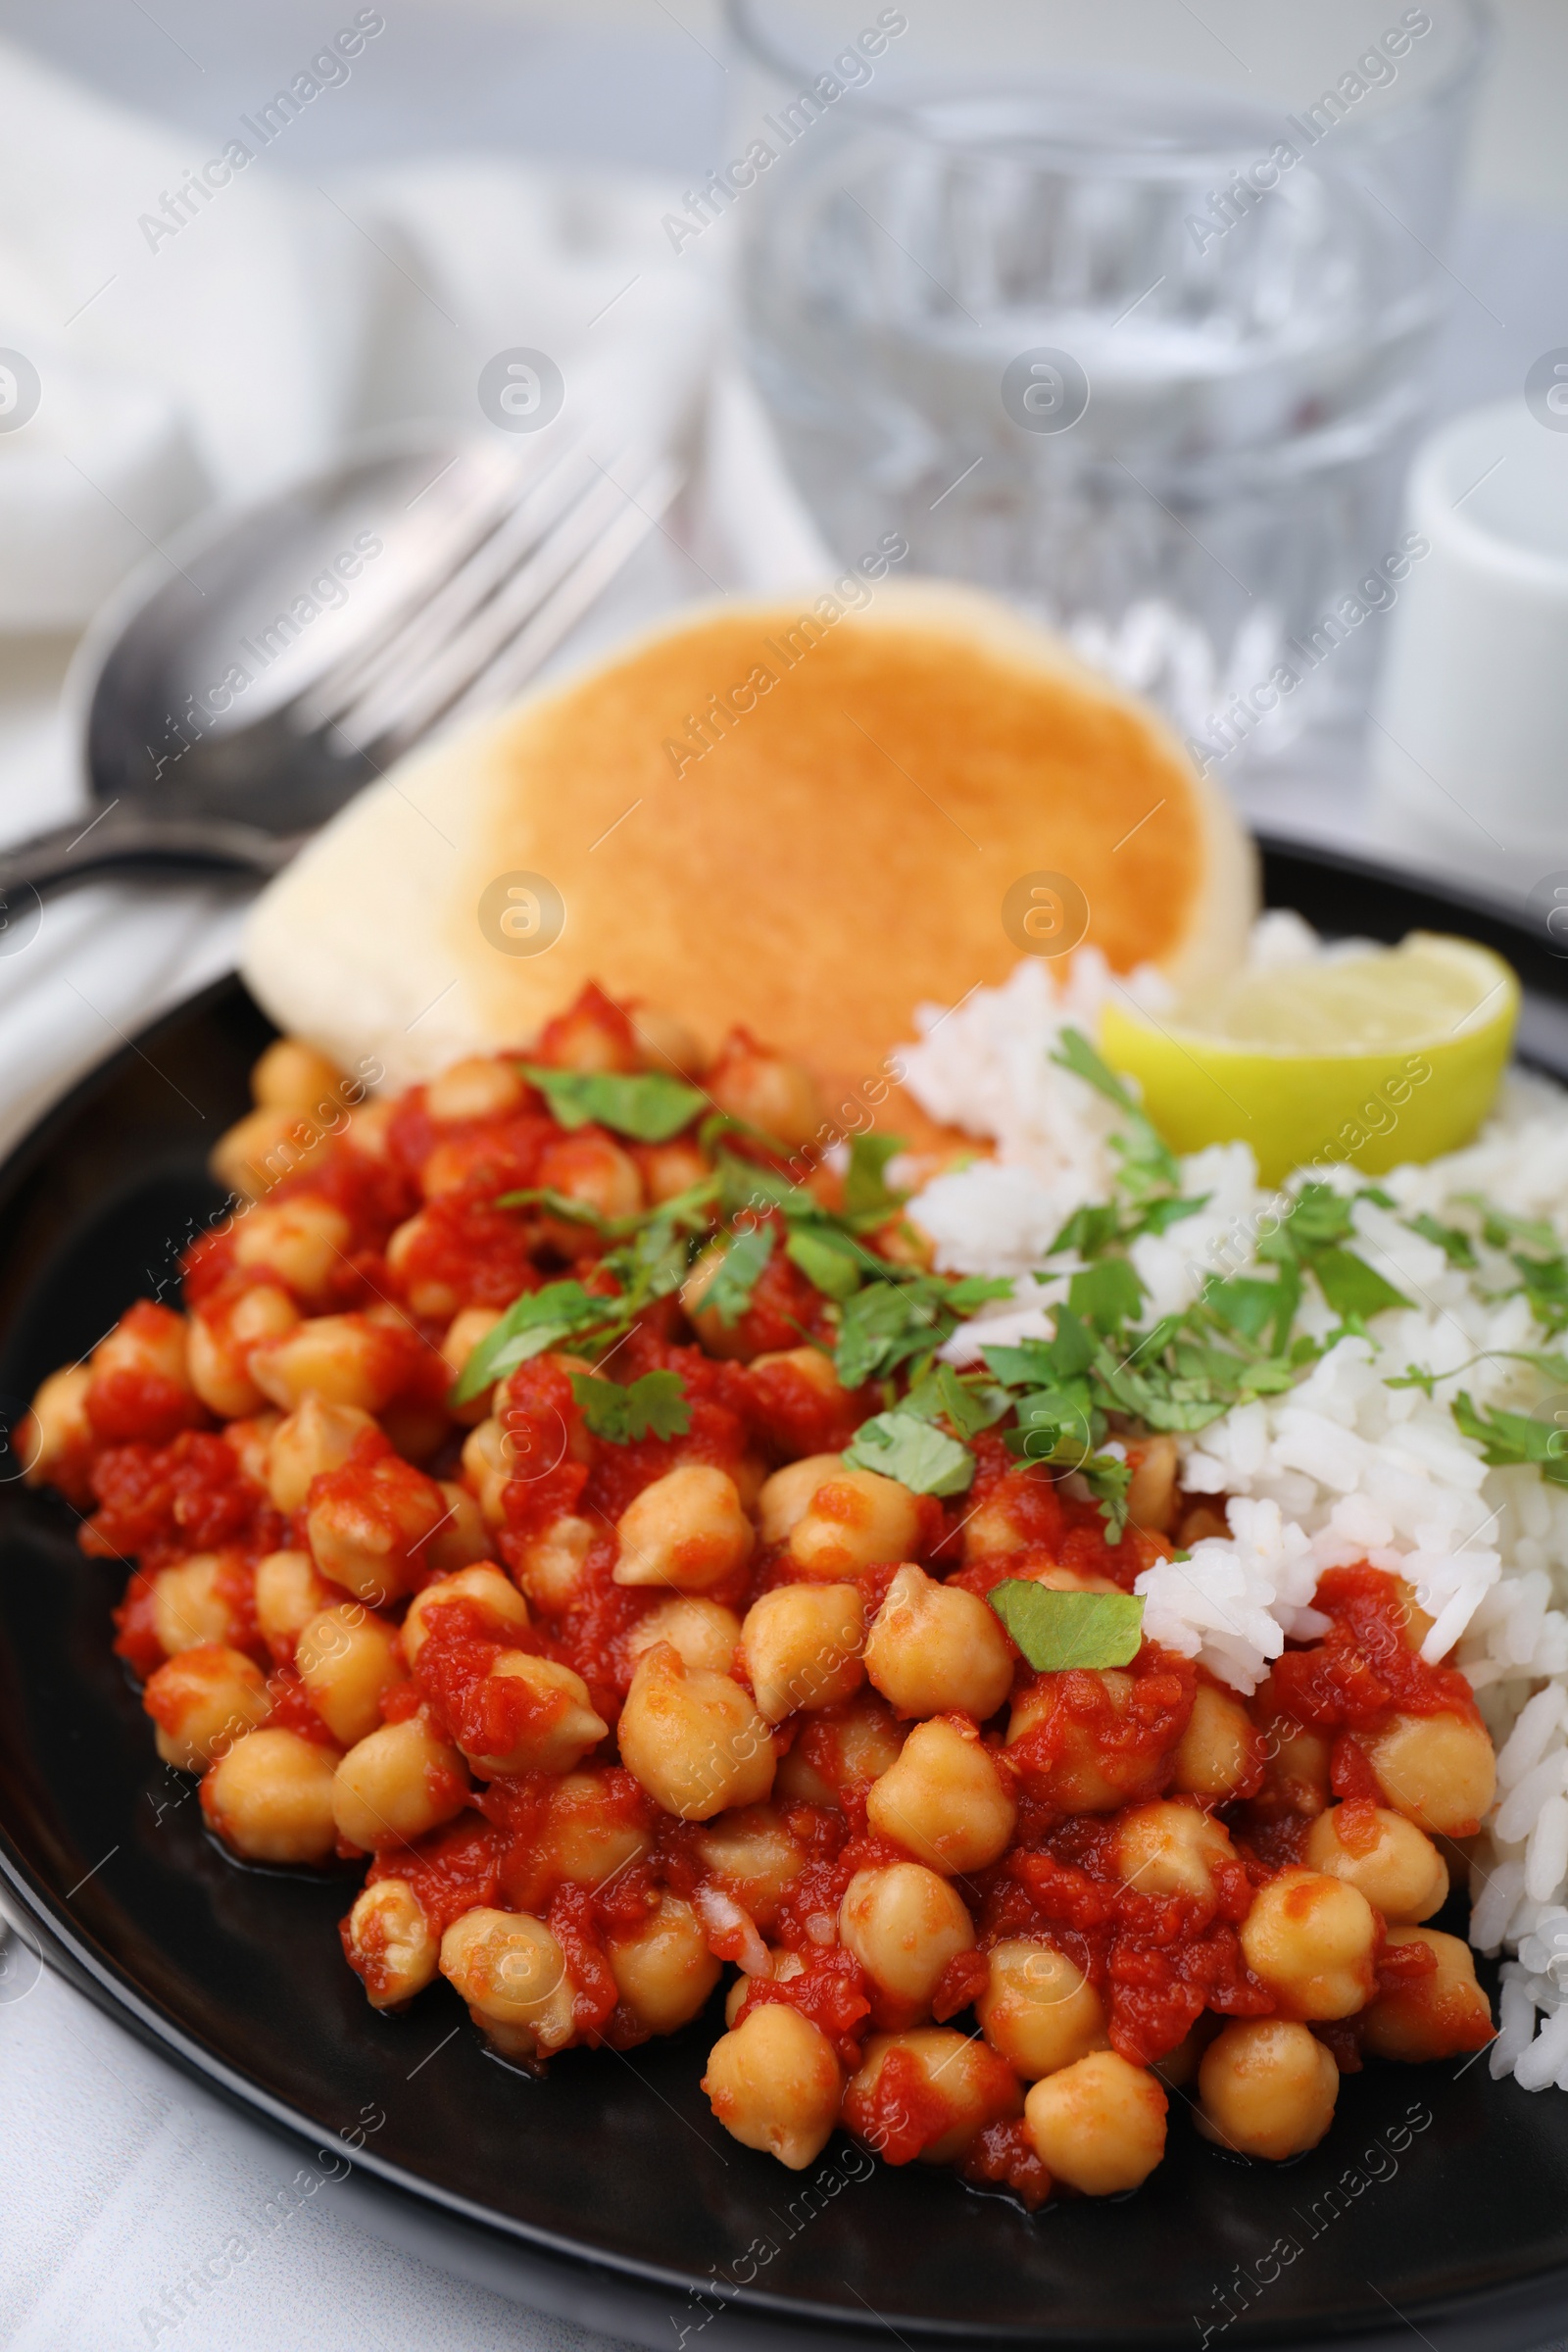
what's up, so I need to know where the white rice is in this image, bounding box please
[898,930,1568,2090]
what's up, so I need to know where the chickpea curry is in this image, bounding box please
[22,982,1496,2203]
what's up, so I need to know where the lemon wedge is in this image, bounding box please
[1099,932,1519,1185]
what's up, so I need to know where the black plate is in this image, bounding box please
[4,840,1568,2352]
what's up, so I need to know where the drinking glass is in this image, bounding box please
[723,0,1491,773]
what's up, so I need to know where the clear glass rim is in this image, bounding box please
[723,0,1495,154]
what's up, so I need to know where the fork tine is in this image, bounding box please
[400,460,684,748]
[331,455,678,756]
[296,436,576,728]
[281,441,533,719]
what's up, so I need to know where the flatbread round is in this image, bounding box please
[243,580,1255,1089]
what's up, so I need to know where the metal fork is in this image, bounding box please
[0,430,686,902]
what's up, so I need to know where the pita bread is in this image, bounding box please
[243,580,1256,1090]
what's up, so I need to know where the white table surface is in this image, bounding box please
[2,11,1568,2350]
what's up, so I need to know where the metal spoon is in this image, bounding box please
[0,426,677,903]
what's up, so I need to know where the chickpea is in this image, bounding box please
[978,1938,1110,2081]
[254,1547,334,1654]
[1360,1928,1494,2063]
[345,1098,395,1162]
[1256,1711,1332,1819]
[232,1198,352,1306]
[1152,2017,1217,2090]
[614,1464,754,1593]
[679,1250,759,1361]
[88,1302,198,1440]
[535,1131,644,1225]
[512,1514,595,1612]
[188,1284,300,1417]
[839,1862,975,2025]
[151,1553,243,1658]
[1304,1802,1448,1924]
[225,1410,280,1490]
[693,1806,808,1929]
[212,1105,331,1203]
[516,1770,653,1906]
[708,1036,821,1148]
[866,1717,1016,1876]
[1006,1671,1172,1812]
[1171,1682,1264,1802]
[606,1892,722,2035]
[203,1728,339,1864]
[845,2029,1022,2165]
[385,1212,459,1321]
[629,1006,707,1078]
[462,1415,514,1527]
[638,1138,711,1204]
[787,1469,921,1579]
[439,1907,576,2056]
[252,1038,346,1113]
[251,1314,403,1415]
[440,1307,503,1423]
[742,1583,864,1722]
[617,1643,775,1820]
[1197,2020,1338,2161]
[19,1363,93,1494]
[266,1396,379,1513]
[704,2001,843,2170]
[307,1453,450,1606]
[751,1347,846,1402]
[756,1453,844,1546]
[332,1716,467,1851]
[1362,1710,1496,1838]
[1239,1868,1378,2020]
[725,1950,807,2026]
[1114,1802,1237,1902]
[960,1482,1037,1562]
[864,1563,1013,1723]
[295,1604,406,1747]
[403,1566,529,1665]
[1024,2050,1167,2196]
[462,1650,609,1777]
[1125,1435,1180,1535]
[424,1055,525,1124]
[344,1878,439,2008]
[626,1595,742,1677]
[424,1482,491,1576]
[775,1689,906,1805]
[143,1643,270,1771]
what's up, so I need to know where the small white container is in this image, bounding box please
[1371,398,1568,865]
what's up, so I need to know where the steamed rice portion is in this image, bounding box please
[898,931,1568,2094]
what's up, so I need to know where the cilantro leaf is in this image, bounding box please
[451,1281,611,1403]
[521,1064,706,1143]
[1203,1276,1280,1344]
[701,1229,774,1325]
[785,1227,864,1301]
[1068,1256,1146,1336]
[570,1369,692,1444]
[495,1187,620,1232]
[901,1362,1012,1438]
[842,1409,975,1496]
[831,1272,1008,1392]
[1452,1390,1568,1488]
[1511,1250,1568,1338]
[845,1134,907,1219]
[1311,1247,1410,1322]
[1405,1213,1478,1269]
[1052,1028,1180,1198]
[988,1582,1145,1670]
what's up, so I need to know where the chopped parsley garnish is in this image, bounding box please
[451,1280,612,1402]
[1451,1392,1568,1487]
[842,1409,975,1496]
[1405,1212,1479,1269]
[844,1132,907,1220]
[519,1064,707,1143]
[700,1228,774,1325]
[988,1582,1145,1670]
[569,1368,692,1444]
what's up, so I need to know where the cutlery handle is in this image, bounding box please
[0,807,291,902]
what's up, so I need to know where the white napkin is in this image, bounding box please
[0,33,829,2350]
